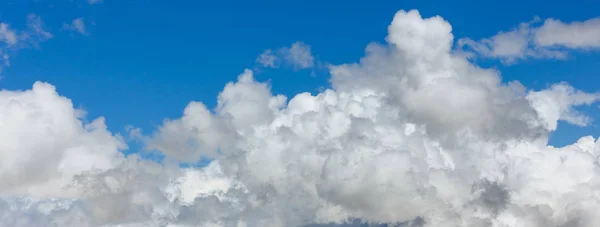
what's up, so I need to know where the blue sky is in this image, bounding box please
[1,0,599,149]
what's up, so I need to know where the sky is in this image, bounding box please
[1,0,600,226]
[1,0,599,148]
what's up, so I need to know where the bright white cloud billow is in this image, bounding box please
[3,9,600,227]
[0,82,126,198]
[257,41,315,70]
[458,16,600,63]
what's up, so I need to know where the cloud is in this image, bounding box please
[535,17,600,49]
[3,9,600,227]
[281,42,315,69]
[63,18,87,35]
[87,0,103,5]
[527,83,600,130]
[0,14,52,73]
[0,24,18,46]
[0,82,126,198]
[256,49,278,68]
[257,41,315,70]
[458,16,600,63]
[24,14,53,44]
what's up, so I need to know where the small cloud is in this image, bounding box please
[280,41,314,69]
[87,0,103,5]
[0,23,18,46]
[256,41,315,70]
[63,18,87,35]
[125,125,146,143]
[256,49,279,68]
[24,14,53,45]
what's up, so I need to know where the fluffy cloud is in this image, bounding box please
[0,82,126,198]
[257,41,315,70]
[3,9,600,227]
[63,18,87,35]
[458,16,600,63]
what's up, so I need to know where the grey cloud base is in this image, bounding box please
[2,9,600,227]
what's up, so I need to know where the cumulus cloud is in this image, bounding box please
[458,16,600,63]
[256,41,315,70]
[63,18,87,35]
[0,82,126,198]
[3,9,600,227]
[0,14,52,73]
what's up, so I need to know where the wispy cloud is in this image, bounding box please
[256,41,315,70]
[256,49,278,68]
[63,17,87,35]
[87,0,103,5]
[458,16,600,64]
[0,14,52,73]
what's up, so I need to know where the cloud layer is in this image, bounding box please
[2,9,600,227]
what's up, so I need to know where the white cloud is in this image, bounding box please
[3,9,600,227]
[527,83,600,130]
[256,41,315,70]
[535,17,600,49]
[63,18,87,35]
[458,16,600,63]
[0,82,126,198]
[456,21,545,63]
